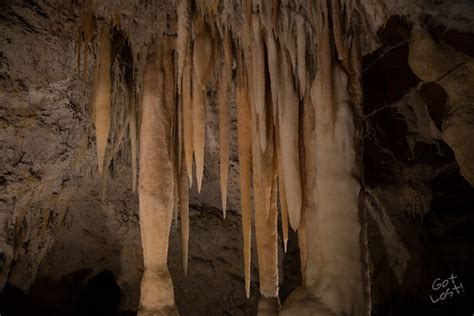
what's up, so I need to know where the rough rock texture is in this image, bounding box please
[0,0,92,291]
[363,16,474,315]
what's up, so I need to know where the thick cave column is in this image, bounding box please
[138,43,178,315]
[282,65,368,316]
[281,1,369,312]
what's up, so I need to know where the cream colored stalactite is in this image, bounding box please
[192,16,212,192]
[275,125,289,253]
[296,14,306,99]
[236,80,253,298]
[250,84,279,314]
[176,0,189,171]
[179,146,190,276]
[94,24,112,176]
[138,44,178,315]
[316,0,335,123]
[331,0,349,71]
[251,14,267,152]
[191,69,206,193]
[277,49,302,231]
[183,42,194,186]
[164,42,179,229]
[176,0,190,95]
[218,32,232,218]
[265,31,279,126]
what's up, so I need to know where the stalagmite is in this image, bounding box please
[94,25,112,176]
[277,49,302,231]
[183,43,194,186]
[138,43,178,315]
[236,82,252,298]
[218,32,232,218]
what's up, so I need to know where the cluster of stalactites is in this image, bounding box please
[76,0,141,195]
[175,0,364,298]
[82,0,364,299]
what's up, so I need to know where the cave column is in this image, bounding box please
[138,43,178,315]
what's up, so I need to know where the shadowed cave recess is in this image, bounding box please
[0,0,473,315]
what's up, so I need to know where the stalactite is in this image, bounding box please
[275,124,289,252]
[179,147,190,276]
[193,16,213,88]
[176,0,190,95]
[191,68,206,193]
[183,42,194,186]
[218,31,232,218]
[265,30,279,126]
[331,0,349,71]
[93,24,112,176]
[236,79,252,299]
[251,13,267,152]
[296,14,306,99]
[316,0,334,122]
[278,48,302,231]
[161,38,179,229]
[192,16,212,193]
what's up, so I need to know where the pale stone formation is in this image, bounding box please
[137,44,178,315]
[93,24,112,176]
[281,66,367,316]
[84,1,374,314]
